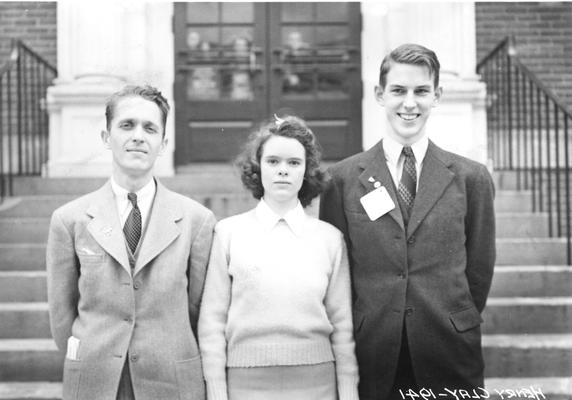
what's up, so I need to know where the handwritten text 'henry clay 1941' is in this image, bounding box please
[400,386,546,400]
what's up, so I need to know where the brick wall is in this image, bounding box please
[0,2,57,68]
[476,2,572,108]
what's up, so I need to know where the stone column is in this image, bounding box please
[46,2,175,177]
[361,2,489,165]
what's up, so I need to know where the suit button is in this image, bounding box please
[124,317,132,323]
[133,281,141,290]
[130,354,139,362]
[407,236,415,244]
[398,273,406,279]
[405,307,414,316]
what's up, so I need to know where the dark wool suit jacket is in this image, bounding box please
[320,140,496,400]
[47,180,216,400]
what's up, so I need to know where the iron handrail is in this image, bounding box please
[476,37,510,72]
[510,56,572,120]
[1,39,57,204]
[0,40,19,76]
[477,35,572,265]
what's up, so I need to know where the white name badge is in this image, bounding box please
[359,186,396,221]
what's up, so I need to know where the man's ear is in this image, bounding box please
[101,130,111,148]
[158,137,168,156]
[374,85,385,106]
[433,86,443,107]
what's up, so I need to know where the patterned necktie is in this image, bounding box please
[398,146,417,222]
[123,193,142,254]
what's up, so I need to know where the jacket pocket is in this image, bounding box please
[175,355,206,400]
[62,358,81,400]
[77,253,106,265]
[449,306,483,333]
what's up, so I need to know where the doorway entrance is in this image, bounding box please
[174,2,362,163]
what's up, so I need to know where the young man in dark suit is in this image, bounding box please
[320,43,496,400]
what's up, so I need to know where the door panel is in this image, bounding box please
[174,2,361,163]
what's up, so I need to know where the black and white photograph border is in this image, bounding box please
[0,1,571,399]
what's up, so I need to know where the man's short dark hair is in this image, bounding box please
[105,85,170,136]
[379,43,441,89]
[236,115,327,208]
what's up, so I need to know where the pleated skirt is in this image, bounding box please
[227,362,337,400]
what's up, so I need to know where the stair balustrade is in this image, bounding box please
[477,35,572,265]
[0,39,57,204]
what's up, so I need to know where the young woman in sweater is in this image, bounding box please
[198,116,359,400]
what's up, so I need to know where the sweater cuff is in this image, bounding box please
[206,379,228,400]
[337,375,360,400]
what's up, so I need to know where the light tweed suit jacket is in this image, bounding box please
[46,180,216,400]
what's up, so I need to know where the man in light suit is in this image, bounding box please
[320,44,495,400]
[47,85,216,400]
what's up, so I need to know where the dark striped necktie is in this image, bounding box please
[123,193,142,254]
[398,146,417,223]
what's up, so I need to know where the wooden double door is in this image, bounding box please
[174,2,362,163]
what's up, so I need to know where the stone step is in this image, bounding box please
[494,191,533,213]
[496,238,568,265]
[11,177,107,197]
[494,169,572,192]
[0,192,258,219]
[0,382,61,400]
[0,379,568,400]
[0,244,45,271]
[0,192,258,222]
[496,213,549,238]
[482,297,572,334]
[483,334,572,377]
[0,196,76,218]
[485,377,572,400]
[0,272,46,302]
[0,339,63,381]
[0,219,50,244]
[10,167,245,197]
[0,303,50,339]
[490,266,572,297]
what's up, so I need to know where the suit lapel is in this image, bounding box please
[357,141,404,231]
[86,182,131,274]
[407,141,455,238]
[133,181,181,276]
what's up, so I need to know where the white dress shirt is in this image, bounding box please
[110,177,156,230]
[383,135,429,190]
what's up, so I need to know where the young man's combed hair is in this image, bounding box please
[379,43,441,88]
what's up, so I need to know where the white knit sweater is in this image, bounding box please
[198,200,359,400]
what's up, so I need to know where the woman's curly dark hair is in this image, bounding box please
[236,115,327,207]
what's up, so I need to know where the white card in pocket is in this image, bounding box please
[359,186,395,221]
[66,336,80,360]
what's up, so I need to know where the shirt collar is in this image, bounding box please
[255,199,306,236]
[383,135,429,166]
[110,176,156,205]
